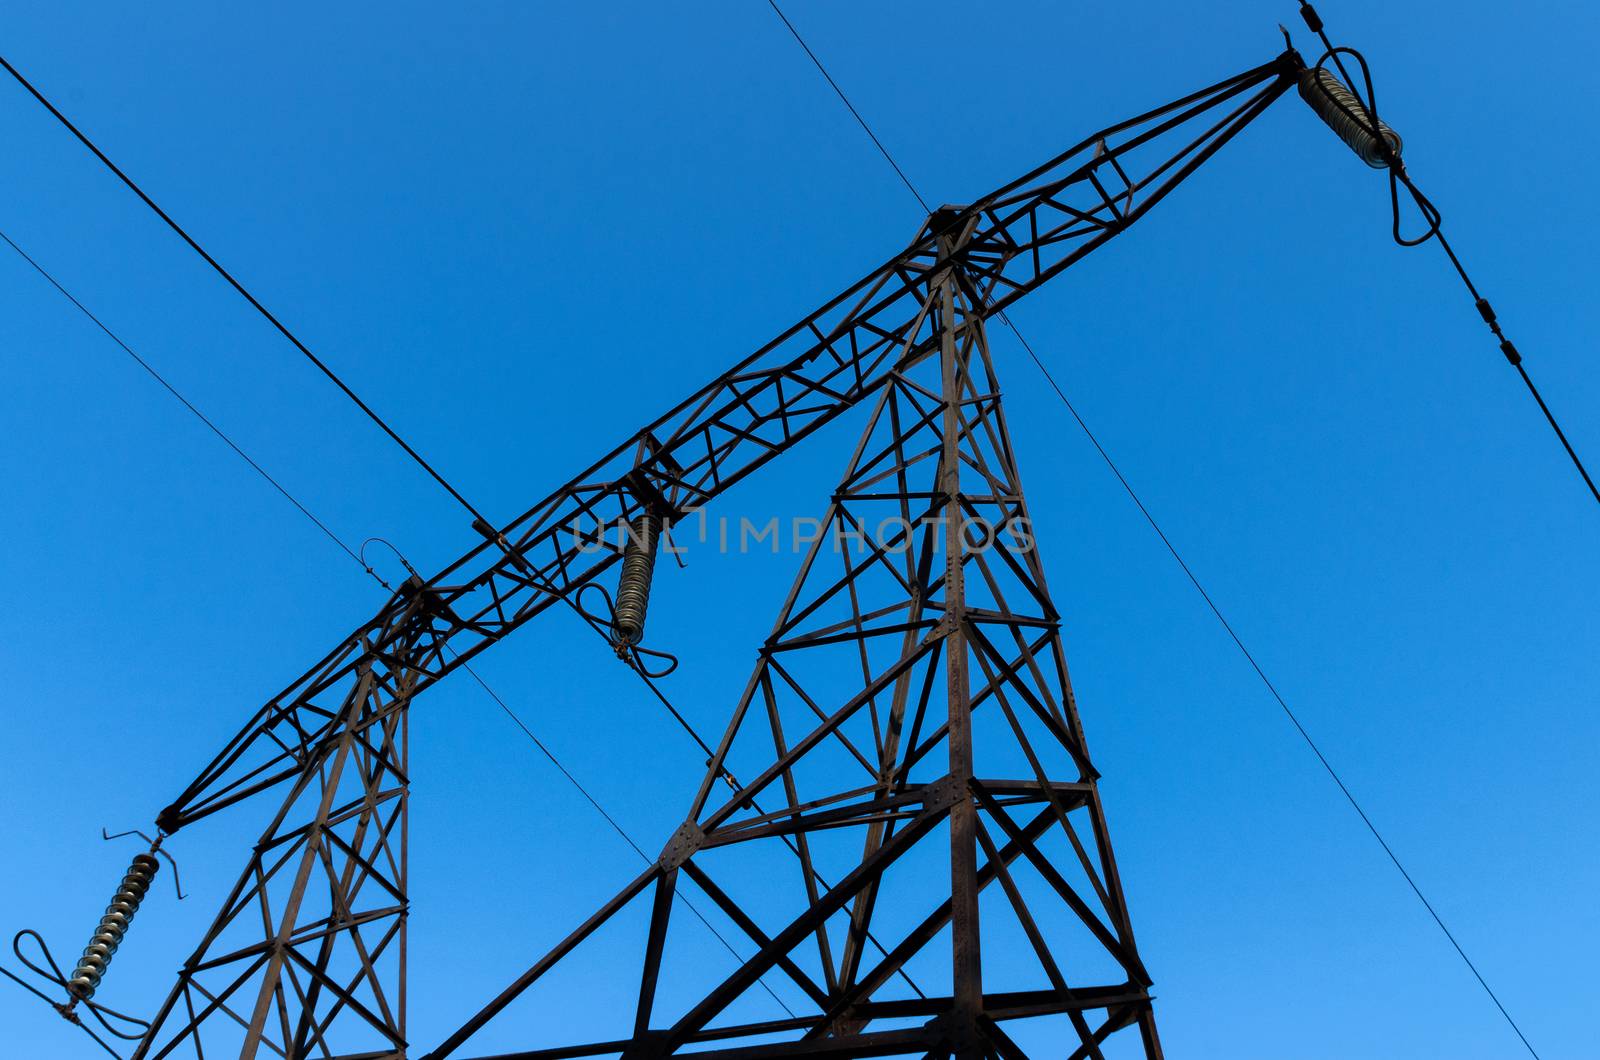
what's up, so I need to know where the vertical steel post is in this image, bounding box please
[935,226,983,1047]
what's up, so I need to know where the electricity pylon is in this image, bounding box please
[74,47,1303,1060]
[425,213,1163,1059]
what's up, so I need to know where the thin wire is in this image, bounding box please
[0,52,493,530]
[1513,361,1598,503]
[451,652,797,1018]
[765,2,1542,1053]
[1005,323,1542,1060]
[1299,7,1596,510]
[0,226,367,575]
[0,224,793,1020]
[764,0,931,214]
[1297,13,1554,1050]
[621,612,930,998]
[1433,205,1596,507]
[0,962,122,1059]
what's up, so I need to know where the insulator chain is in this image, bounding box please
[68,852,159,1001]
[1297,65,1401,168]
[611,513,662,652]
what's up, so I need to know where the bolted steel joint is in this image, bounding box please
[657,820,705,872]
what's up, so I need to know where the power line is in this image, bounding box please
[0,52,494,530]
[1004,321,1543,1059]
[0,226,370,577]
[450,650,797,1018]
[763,3,1541,1055]
[764,0,931,214]
[0,222,793,1016]
[1295,0,1596,512]
[3,48,903,980]
[1432,205,1598,506]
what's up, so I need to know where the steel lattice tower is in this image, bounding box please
[426,213,1162,1060]
[76,48,1303,1060]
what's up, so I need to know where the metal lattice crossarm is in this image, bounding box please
[158,50,1296,837]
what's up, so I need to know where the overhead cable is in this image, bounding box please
[1294,1,1595,509]
[763,4,1542,1055]
[0,53,496,530]
[0,222,793,1016]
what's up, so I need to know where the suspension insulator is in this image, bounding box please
[611,514,661,649]
[1298,66,1402,168]
[66,853,159,1000]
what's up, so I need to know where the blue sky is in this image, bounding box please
[1,1,1595,1057]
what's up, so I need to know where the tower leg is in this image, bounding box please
[136,590,435,1060]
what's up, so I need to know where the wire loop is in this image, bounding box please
[2,929,152,1058]
[1308,44,1441,246]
